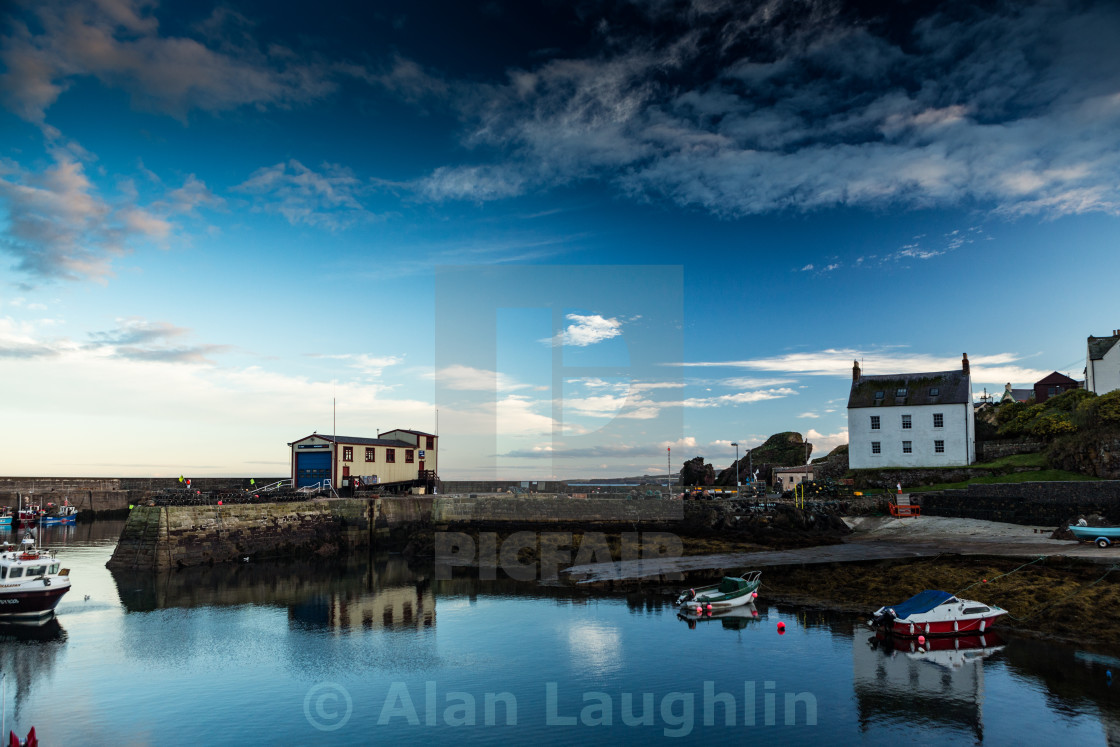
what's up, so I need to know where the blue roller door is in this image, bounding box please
[296,451,331,488]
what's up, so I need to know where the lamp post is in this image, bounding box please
[731,442,739,497]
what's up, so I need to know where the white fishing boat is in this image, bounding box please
[0,536,71,624]
[675,571,761,611]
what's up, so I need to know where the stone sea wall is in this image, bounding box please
[922,481,1120,525]
[108,496,690,570]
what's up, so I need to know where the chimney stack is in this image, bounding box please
[962,353,970,375]
[853,360,861,382]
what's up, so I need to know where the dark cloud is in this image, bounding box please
[0,0,338,123]
[417,0,1120,217]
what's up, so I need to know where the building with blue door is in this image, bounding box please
[289,430,438,491]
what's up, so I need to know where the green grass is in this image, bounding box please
[908,469,1098,492]
[969,452,1048,470]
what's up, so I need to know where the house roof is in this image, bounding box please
[381,428,437,437]
[1088,335,1119,361]
[848,369,971,409]
[288,434,414,448]
[1035,371,1078,386]
[773,465,813,474]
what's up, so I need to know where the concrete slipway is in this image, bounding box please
[562,516,1112,583]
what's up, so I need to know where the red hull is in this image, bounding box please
[889,613,1005,637]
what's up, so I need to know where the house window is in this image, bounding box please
[365,448,375,462]
[343,446,353,462]
[935,440,945,453]
[426,436,434,449]
[902,414,912,429]
[902,441,912,454]
[874,391,884,400]
[870,415,880,430]
[406,449,415,463]
[929,387,940,396]
[896,388,907,397]
[871,441,881,455]
[386,449,396,463]
[933,413,944,428]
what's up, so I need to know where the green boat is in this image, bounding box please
[676,571,762,611]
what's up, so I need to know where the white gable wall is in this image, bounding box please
[848,403,975,469]
[1089,343,1120,394]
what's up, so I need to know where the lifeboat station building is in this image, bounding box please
[288,429,438,493]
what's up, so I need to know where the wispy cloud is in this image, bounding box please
[0,151,171,282]
[675,348,1055,386]
[405,0,1120,219]
[235,160,375,230]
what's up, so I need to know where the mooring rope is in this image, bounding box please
[1003,563,1120,622]
[953,555,1049,596]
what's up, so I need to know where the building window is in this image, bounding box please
[902,441,912,454]
[902,414,912,429]
[406,449,415,463]
[343,446,353,462]
[874,391,884,400]
[933,413,944,428]
[386,449,395,463]
[929,387,940,396]
[896,388,907,397]
[871,441,881,455]
[870,415,880,430]
[365,448,375,462]
[426,436,434,449]
[935,440,945,453]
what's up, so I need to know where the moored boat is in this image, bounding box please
[0,538,72,624]
[675,571,761,611]
[1069,525,1120,547]
[869,590,1007,637]
[40,503,77,525]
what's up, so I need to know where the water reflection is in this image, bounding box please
[855,625,1004,740]
[0,619,67,725]
[676,602,760,630]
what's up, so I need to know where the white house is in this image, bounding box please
[1087,330,1120,395]
[847,355,976,470]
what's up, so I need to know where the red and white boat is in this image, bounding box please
[0,537,71,624]
[869,590,1007,637]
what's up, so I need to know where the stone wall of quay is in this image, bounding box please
[108,495,689,570]
[108,500,371,570]
[921,481,1120,525]
[431,496,684,524]
[0,476,286,514]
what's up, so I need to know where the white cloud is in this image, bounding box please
[544,313,624,347]
[428,364,531,392]
[806,428,848,459]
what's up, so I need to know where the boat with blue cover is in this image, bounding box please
[869,590,1007,637]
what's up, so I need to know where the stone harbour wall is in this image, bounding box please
[107,495,690,570]
[108,500,371,570]
[431,496,684,524]
[922,481,1120,525]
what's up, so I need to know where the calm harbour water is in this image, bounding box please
[3,521,1120,745]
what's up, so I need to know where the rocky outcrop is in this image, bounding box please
[716,432,813,486]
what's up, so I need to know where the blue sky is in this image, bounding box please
[1,0,1118,479]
